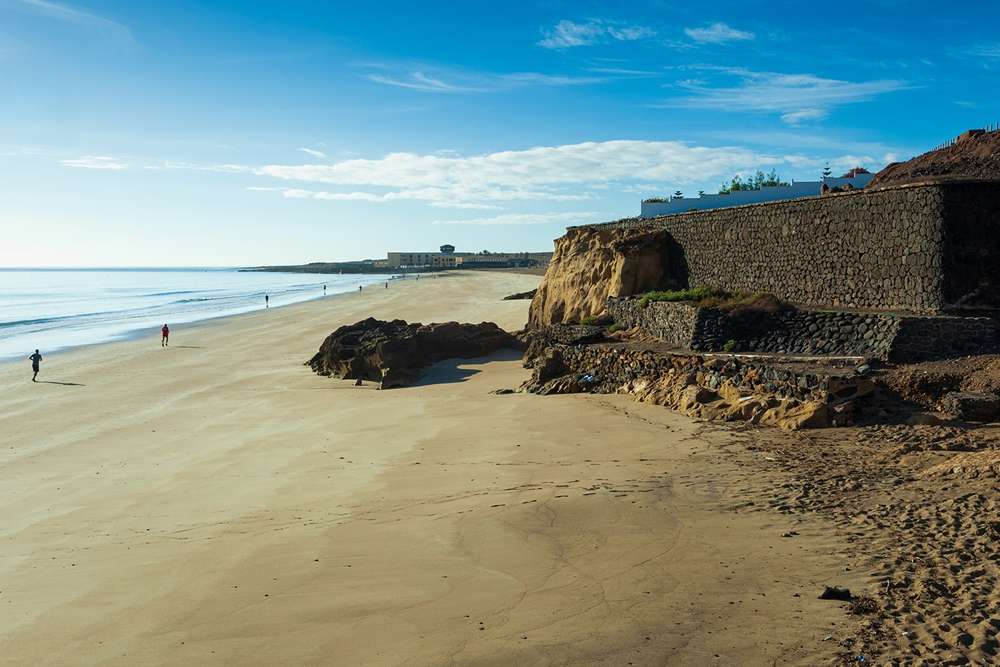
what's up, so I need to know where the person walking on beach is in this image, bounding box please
[265,294,269,308]
[29,349,42,382]
[161,323,170,347]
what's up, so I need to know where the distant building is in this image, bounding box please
[385,245,552,269]
[640,170,875,218]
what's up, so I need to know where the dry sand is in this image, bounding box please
[0,271,862,665]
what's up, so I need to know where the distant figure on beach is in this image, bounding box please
[265,294,269,308]
[161,324,170,347]
[323,284,327,295]
[385,282,388,289]
[29,349,42,382]
[358,285,362,292]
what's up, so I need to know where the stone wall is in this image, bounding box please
[605,298,700,347]
[893,316,999,362]
[522,342,872,428]
[940,182,1000,306]
[584,181,1000,314]
[606,297,999,362]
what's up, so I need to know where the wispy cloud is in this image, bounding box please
[367,71,486,93]
[664,68,908,125]
[298,147,327,159]
[780,108,827,125]
[60,155,127,170]
[537,19,655,49]
[967,42,1000,59]
[13,0,132,42]
[684,22,754,44]
[364,64,604,94]
[432,212,604,226]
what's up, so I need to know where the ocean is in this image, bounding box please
[0,268,389,360]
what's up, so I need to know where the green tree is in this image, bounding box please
[719,170,789,194]
[673,190,684,199]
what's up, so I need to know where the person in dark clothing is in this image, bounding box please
[29,349,42,382]
[265,294,270,308]
[161,323,170,347]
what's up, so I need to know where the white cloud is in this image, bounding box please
[298,147,327,159]
[60,155,127,170]
[13,0,132,42]
[666,68,908,124]
[538,19,655,49]
[250,140,829,208]
[684,22,755,44]
[433,212,604,226]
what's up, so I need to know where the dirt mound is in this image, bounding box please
[869,129,1000,188]
[921,450,1000,478]
[880,355,1000,409]
[307,318,522,388]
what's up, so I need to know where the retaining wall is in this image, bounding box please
[606,297,998,362]
[586,181,1000,314]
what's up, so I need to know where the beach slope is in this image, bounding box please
[0,272,855,665]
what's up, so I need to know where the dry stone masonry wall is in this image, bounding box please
[606,297,998,362]
[586,181,1000,314]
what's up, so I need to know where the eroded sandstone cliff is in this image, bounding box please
[528,225,670,327]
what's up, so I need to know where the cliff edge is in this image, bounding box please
[528,225,671,327]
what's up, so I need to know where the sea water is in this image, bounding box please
[0,268,388,360]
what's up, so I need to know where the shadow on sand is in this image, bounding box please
[36,381,86,387]
[170,345,204,349]
[412,348,524,387]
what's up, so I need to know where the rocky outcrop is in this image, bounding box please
[307,318,522,388]
[502,289,537,301]
[520,337,871,430]
[528,225,670,327]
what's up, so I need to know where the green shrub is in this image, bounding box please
[722,339,737,353]
[638,286,729,306]
[638,287,790,314]
[608,323,623,333]
[581,314,613,326]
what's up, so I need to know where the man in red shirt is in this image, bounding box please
[161,324,170,347]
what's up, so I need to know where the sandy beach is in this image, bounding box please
[0,271,862,665]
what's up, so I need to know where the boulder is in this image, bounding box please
[307,318,522,388]
[940,391,1000,422]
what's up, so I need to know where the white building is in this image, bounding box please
[639,171,875,218]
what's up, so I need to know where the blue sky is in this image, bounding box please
[1,0,997,267]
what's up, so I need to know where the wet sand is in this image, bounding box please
[0,271,858,665]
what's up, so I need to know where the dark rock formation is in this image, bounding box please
[307,318,522,388]
[519,324,606,365]
[502,289,537,301]
[940,392,1000,422]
